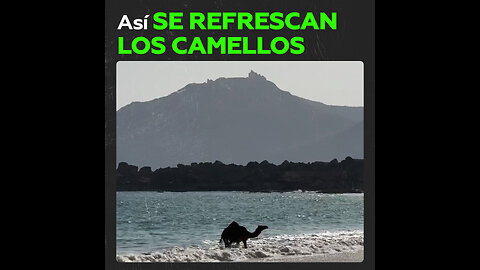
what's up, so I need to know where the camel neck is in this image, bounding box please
[248,229,262,239]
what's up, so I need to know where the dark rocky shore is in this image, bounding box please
[117,157,363,193]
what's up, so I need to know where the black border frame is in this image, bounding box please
[105,1,374,269]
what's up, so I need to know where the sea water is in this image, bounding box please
[116,191,364,262]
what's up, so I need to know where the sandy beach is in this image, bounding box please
[117,249,363,263]
[241,249,363,262]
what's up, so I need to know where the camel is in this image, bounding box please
[219,221,268,248]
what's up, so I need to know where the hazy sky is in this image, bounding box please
[116,61,363,110]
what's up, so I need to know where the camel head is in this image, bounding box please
[247,225,269,239]
[256,225,268,232]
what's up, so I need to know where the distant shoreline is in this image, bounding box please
[117,157,363,193]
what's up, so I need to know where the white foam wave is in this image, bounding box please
[116,230,364,263]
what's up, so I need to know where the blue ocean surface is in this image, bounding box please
[116,191,363,255]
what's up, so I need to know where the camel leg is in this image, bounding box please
[243,240,247,248]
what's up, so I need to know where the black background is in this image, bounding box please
[13,0,444,267]
[104,0,375,269]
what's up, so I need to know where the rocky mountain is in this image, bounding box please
[117,71,363,168]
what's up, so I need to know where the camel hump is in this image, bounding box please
[228,221,239,227]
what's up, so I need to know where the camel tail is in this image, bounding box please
[219,232,224,244]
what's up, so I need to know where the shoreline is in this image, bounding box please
[117,189,364,193]
[117,158,364,193]
[116,230,364,263]
[117,249,364,263]
[241,249,363,262]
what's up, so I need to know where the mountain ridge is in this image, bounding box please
[117,71,363,168]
